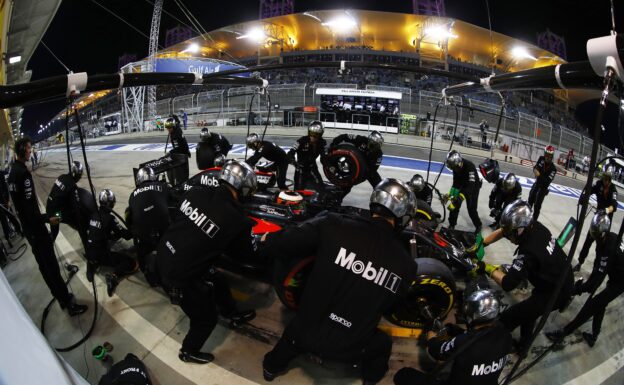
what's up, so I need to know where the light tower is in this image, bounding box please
[147,0,164,127]
[537,29,567,60]
[412,0,446,16]
[259,0,294,19]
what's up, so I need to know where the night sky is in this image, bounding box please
[22,0,624,147]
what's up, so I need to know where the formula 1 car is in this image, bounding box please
[136,145,477,328]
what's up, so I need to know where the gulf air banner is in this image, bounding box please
[155,59,249,77]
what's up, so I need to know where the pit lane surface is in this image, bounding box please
[12,133,624,384]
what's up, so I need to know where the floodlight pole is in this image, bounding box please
[146,0,164,130]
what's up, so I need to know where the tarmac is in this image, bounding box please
[3,126,623,384]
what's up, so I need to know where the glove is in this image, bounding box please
[473,260,499,277]
[466,233,486,260]
[606,206,614,214]
[573,263,582,272]
[573,278,585,296]
[443,323,465,337]
[489,208,501,219]
[441,193,450,204]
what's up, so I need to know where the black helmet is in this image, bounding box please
[200,128,212,141]
[446,150,463,171]
[219,160,257,197]
[408,174,425,193]
[98,189,116,209]
[589,211,611,241]
[502,173,517,192]
[370,178,417,224]
[368,131,384,149]
[462,289,500,325]
[499,199,533,244]
[71,161,84,181]
[308,121,324,138]
[246,133,261,150]
[136,167,157,185]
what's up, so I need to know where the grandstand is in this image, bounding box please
[46,9,603,165]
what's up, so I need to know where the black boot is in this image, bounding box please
[582,332,597,348]
[545,330,566,343]
[263,368,280,382]
[61,294,88,317]
[228,309,256,326]
[178,349,214,364]
[105,274,119,297]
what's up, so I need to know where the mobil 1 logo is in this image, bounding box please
[334,247,402,293]
[180,199,220,237]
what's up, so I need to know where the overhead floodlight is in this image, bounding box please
[424,26,458,40]
[182,43,201,54]
[236,28,267,43]
[322,16,358,32]
[511,46,537,61]
[8,55,21,64]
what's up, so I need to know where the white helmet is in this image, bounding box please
[368,131,384,149]
[499,199,533,244]
[589,211,611,241]
[408,174,425,193]
[71,161,84,181]
[246,133,261,150]
[446,150,463,171]
[219,160,257,197]
[370,178,417,219]
[98,189,116,209]
[462,289,500,325]
[136,167,157,185]
[502,173,517,192]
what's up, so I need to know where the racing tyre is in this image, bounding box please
[385,258,456,329]
[323,143,369,187]
[273,255,316,310]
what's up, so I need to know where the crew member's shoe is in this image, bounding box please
[263,368,280,382]
[228,309,256,326]
[582,332,597,348]
[61,294,88,316]
[178,349,214,364]
[106,274,119,297]
[448,225,455,230]
[545,330,566,343]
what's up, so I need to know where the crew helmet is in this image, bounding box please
[589,211,611,241]
[246,133,261,150]
[602,164,615,181]
[370,178,417,220]
[308,120,324,138]
[164,117,176,130]
[219,160,257,197]
[502,173,517,192]
[544,145,555,161]
[214,154,226,167]
[368,130,384,149]
[136,167,157,185]
[462,289,501,325]
[200,128,212,141]
[98,189,116,209]
[71,161,84,180]
[499,199,533,244]
[446,150,463,171]
[408,174,425,193]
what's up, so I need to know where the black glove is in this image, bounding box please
[443,323,465,337]
[573,278,585,296]
[573,263,582,272]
